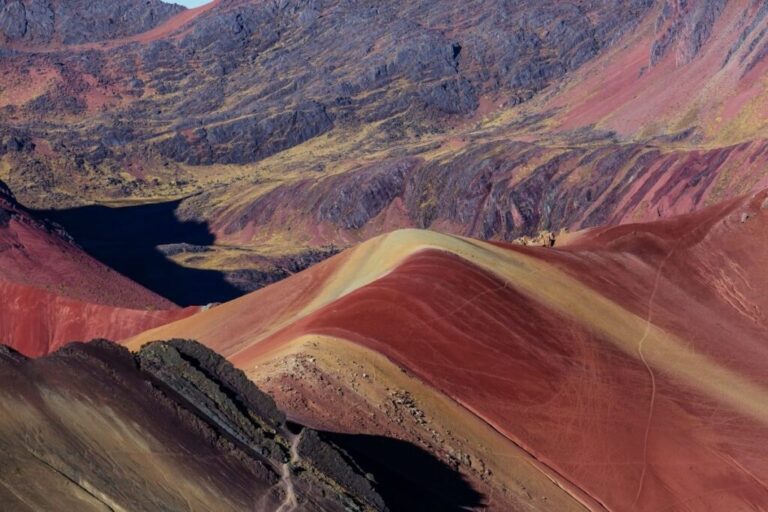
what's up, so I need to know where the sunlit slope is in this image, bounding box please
[127,190,768,510]
[538,1,768,145]
[0,281,197,357]
[245,335,595,512]
[188,1,768,256]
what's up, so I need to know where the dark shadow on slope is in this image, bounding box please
[320,431,485,511]
[36,200,241,306]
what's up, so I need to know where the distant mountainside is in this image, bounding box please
[0,0,651,203]
[2,0,768,301]
[0,0,184,45]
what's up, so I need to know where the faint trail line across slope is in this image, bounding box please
[651,451,768,511]
[722,454,768,496]
[454,397,609,512]
[26,448,119,512]
[405,281,512,363]
[632,244,679,506]
[0,477,36,511]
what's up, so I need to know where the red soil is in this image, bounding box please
[130,1,220,45]
[129,190,768,510]
[251,259,768,509]
[0,281,196,357]
[549,1,768,143]
[0,214,174,310]
[0,192,195,355]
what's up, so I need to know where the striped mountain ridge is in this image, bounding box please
[126,188,768,511]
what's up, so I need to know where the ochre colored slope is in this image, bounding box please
[126,190,768,511]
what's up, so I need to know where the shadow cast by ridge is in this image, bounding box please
[36,200,241,306]
[319,430,485,511]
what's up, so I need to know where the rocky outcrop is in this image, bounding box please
[0,178,15,203]
[0,339,387,511]
[154,102,336,165]
[651,0,727,65]
[222,246,342,294]
[0,0,184,45]
[215,138,768,244]
[723,0,768,73]
[139,339,287,435]
[0,0,656,207]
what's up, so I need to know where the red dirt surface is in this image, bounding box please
[128,0,221,45]
[0,202,173,309]
[0,281,196,357]
[0,187,196,356]
[128,190,768,511]
[547,1,768,145]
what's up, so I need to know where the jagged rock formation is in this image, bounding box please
[650,0,728,65]
[0,0,653,205]
[0,0,184,45]
[0,339,387,511]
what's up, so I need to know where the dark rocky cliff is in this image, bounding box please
[0,0,654,204]
[0,0,184,44]
[0,339,388,511]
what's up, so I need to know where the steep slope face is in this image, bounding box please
[128,190,768,511]
[5,0,768,301]
[205,138,768,248]
[544,0,768,145]
[0,0,651,206]
[0,339,386,511]
[246,335,589,512]
[0,281,196,357]
[0,180,171,307]
[0,0,184,45]
[197,0,768,252]
[0,181,196,356]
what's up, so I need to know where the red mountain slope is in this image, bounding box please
[128,190,768,511]
[0,182,195,355]
[0,281,196,357]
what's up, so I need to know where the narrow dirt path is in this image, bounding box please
[276,434,301,512]
[633,246,678,506]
